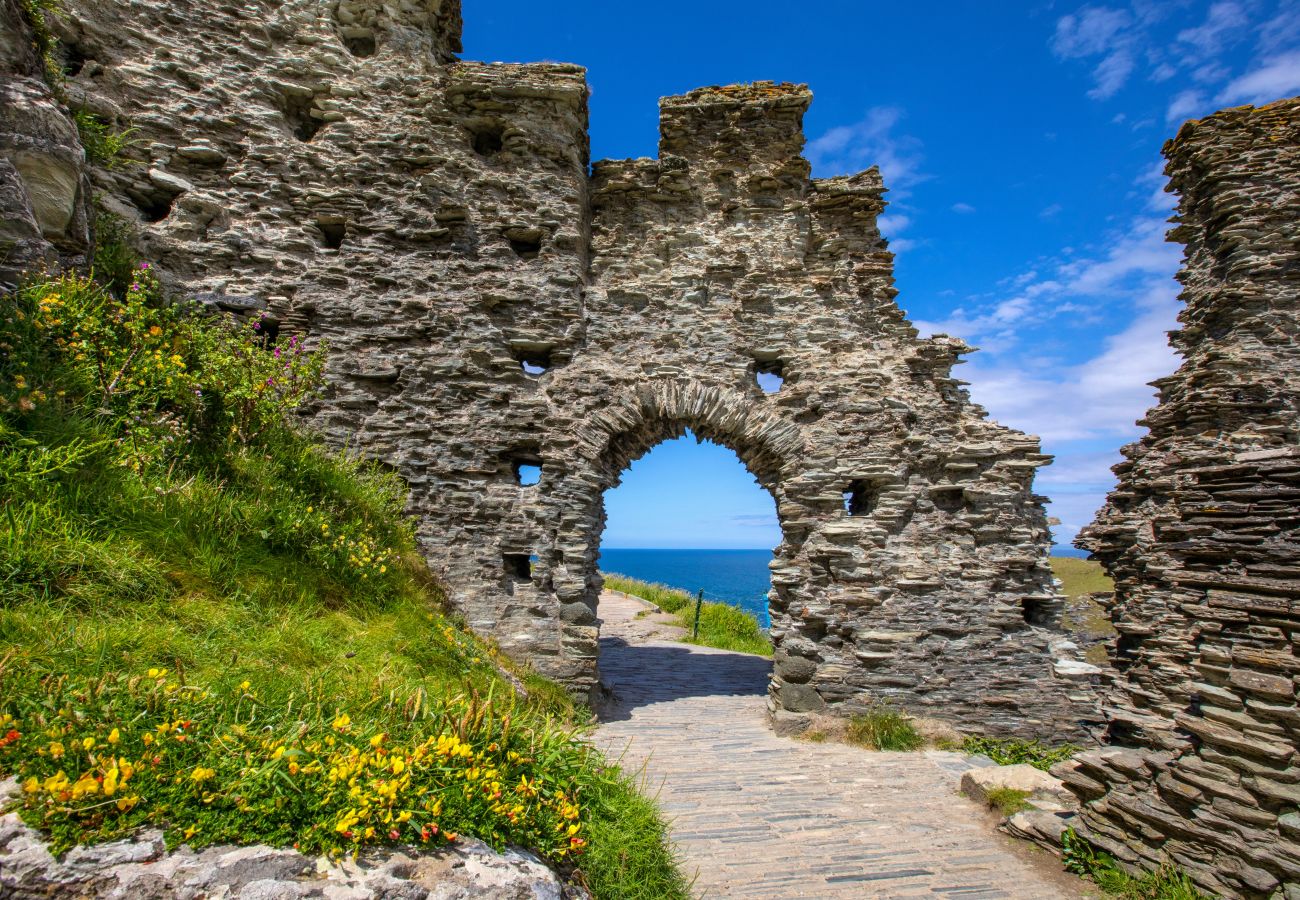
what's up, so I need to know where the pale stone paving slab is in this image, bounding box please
[593,591,1090,900]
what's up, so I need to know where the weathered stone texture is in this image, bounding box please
[0,780,579,898]
[0,2,1100,739]
[1073,98,1300,899]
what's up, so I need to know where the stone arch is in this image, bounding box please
[557,381,807,674]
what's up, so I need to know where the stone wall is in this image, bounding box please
[0,0,1101,739]
[1068,98,1300,898]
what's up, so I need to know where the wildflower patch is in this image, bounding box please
[0,669,590,861]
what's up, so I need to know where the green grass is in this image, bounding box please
[0,268,688,899]
[1063,830,1212,899]
[1050,556,1113,597]
[960,736,1079,772]
[601,573,771,657]
[845,705,925,751]
[984,787,1032,817]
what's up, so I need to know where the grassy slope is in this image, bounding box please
[601,573,772,657]
[0,273,687,899]
[1050,557,1114,597]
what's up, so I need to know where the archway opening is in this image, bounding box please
[593,430,779,704]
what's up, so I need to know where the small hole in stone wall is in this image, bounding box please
[514,463,542,486]
[471,123,505,157]
[516,350,552,376]
[842,481,877,516]
[282,93,323,142]
[504,554,533,581]
[137,194,175,224]
[1020,596,1052,627]
[756,360,784,393]
[62,43,89,78]
[932,487,965,513]
[508,234,541,260]
[342,32,376,57]
[317,221,346,250]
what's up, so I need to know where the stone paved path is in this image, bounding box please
[593,591,1089,899]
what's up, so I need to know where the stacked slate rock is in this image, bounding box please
[1071,97,1300,899]
[0,2,1103,740]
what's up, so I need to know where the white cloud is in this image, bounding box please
[1166,88,1208,122]
[1177,1,1251,57]
[1090,49,1138,98]
[1218,49,1300,102]
[805,107,925,191]
[1052,6,1139,98]
[878,212,912,238]
[951,202,977,214]
[1040,203,1064,218]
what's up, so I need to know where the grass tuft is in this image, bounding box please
[1063,829,1212,899]
[984,787,1032,817]
[845,705,925,752]
[601,573,771,657]
[961,736,1078,772]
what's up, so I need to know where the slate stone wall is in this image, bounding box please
[1068,98,1300,899]
[0,1,1101,739]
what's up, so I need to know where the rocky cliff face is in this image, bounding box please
[0,0,1100,739]
[1069,98,1300,899]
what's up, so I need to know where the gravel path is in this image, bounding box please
[592,590,1090,899]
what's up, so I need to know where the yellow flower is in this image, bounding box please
[190,766,216,783]
[82,736,95,750]
[183,824,200,839]
[149,325,162,336]
[103,766,120,796]
[116,795,139,812]
[369,733,385,748]
[271,745,285,760]
[71,772,99,799]
[240,680,251,691]
[22,776,39,794]
[332,714,351,732]
[48,741,65,758]
[335,809,360,834]
[107,728,120,745]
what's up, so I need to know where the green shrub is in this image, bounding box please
[73,109,137,168]
[1063,829,1211,899]
[17,0,63,85]
[846,705,924,751]
[601,573,771,657]
[961,736,1078,772]
[983,787,1031,817]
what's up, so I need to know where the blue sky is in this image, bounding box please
[467,1,1300,551]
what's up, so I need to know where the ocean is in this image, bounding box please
[597,548,773,627]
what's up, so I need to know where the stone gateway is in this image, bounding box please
[0,0,1101,739]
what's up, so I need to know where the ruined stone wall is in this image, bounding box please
[0,1,1099,739]
[1068,98,1300,898]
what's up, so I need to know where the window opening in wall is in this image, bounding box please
[341,31,376,57]
[1020,596,1052,627]
[470,122,505,157]
[932,486,965,513]
[842,480,877,516]
[283,93,323,142]
[505,554,532,581]
[317,218,346,250]
[515,349,552,376]
[514,462,542,486]
[756,359,785,393]
[505,228,542,260]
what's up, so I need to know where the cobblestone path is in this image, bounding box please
[593,591,1089,899]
